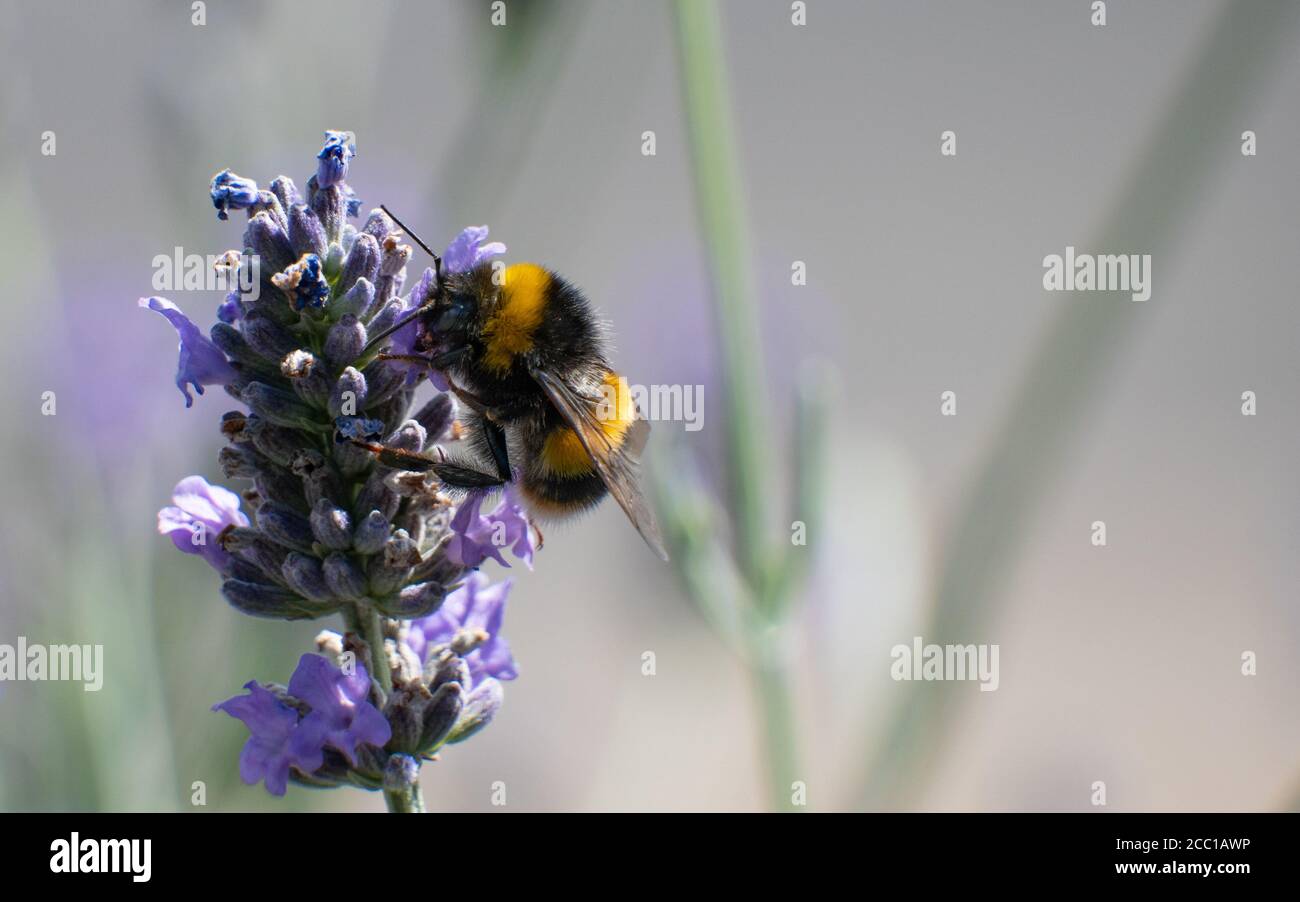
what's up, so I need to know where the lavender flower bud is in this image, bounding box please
[445,679,504,744]
[269,175,299,211]
[365,300,404,341]
[410,545,465,589]
[240,310,298,360]
[287,204,327,259]
[355,470,399,522]
[368,529,420,595]
[361,209,393,243]
[383,580,446,619]
[226,531,291,587]
[425,651,470,690]
[221,579,323,620]
[324,315,366,370]
[385,419,427,454]
[292,450,344,508]
[243,211,295,276]
[243,382,322,431]
[256,503,316,553]
[419,682,464,751]
[361,358,406,407]
[376,237,411,305]
[249,190,288,231]
[413,394,454,443]
[246,416,303,468]
[209,323,277,381]
[338,232,380,298]
[353,510,390,555]
[310,499,352,550]
[309,177,346,244]
[210,169,259,220]
[322,553,367,600]
[316,130,355,188]
[332,437,374,478]
[253,468,309,513]
[331,277,376,321]
[384,701,425,759]
[281,552,332,602]
[281,350,330,408]
[218,443,263,479]
[328,367,368,419]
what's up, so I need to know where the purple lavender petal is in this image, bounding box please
[442,226,506,274]
[157,476,249,572]
[212,681,317,797]
[287,654,391,766]
[139,296,237,407]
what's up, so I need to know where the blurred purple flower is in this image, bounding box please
[157,475,249,573]
[139,296,236,407]
[210,169,259,221]
[212,681,317,797]
[287,654,390,766]
[408,571,518,686]
[445,484,535,569]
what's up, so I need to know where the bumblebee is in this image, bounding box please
[359,208,668,561]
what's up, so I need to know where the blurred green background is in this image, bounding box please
[0,0,1296,812]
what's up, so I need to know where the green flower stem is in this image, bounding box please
[673,0,804,811]
[346,603,423,813]
[384,783,425,814]
[674,0,774,601]
[856,1,1300,809]
[748,624,800,812]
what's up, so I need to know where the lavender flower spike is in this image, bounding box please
[151,133,531,810]
[139,297,237,407]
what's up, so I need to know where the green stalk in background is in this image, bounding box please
[857,1,1300,810]
[667,0,824,812]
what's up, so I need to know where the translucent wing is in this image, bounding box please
[530,366,668,561]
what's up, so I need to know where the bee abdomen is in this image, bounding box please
[519,467,608,519]
[518,423,607,518]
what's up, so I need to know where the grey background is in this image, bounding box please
[0,0,1294,810]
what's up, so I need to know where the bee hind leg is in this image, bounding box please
[428,460,507,490]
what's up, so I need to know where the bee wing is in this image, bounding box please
[530,366,669,561]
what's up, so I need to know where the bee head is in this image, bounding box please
[427,262,499,341]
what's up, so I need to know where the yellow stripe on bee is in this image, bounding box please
[539,426,596,477]
[595,371,636,442]
[482,263,550,373]
[538,371,637,476]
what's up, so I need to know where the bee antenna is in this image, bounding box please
[380,205,442,281]
[360,206,447,357]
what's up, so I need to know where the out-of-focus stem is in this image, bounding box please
[672,0,803,811]
[857,0,1300,809]
[749,626,799,812]
[674,0,773,600]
